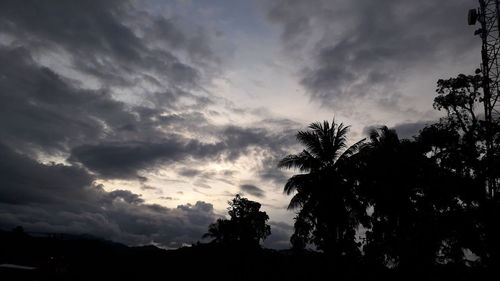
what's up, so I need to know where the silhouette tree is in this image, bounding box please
[203,218,236,245]
[358,126,454,270]
[427,72,500,266]
[203,194,271,247]
[434,73,500,199]
[355,72,499,270]
[278,120,366,257]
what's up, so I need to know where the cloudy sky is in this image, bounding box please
[0,0,480,249]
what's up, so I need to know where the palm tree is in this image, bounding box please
[278,119,365,255]
[360,126,450,268]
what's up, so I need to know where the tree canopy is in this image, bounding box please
[278,71,500,270]
[203,194,271,248]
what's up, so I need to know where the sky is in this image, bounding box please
[0,0,481,249]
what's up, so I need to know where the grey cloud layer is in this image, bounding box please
[263,221,293,249]
[240,184,266,198]
[0,46,138,154]
[0,0,216,89]
[0,42,296,184]
[267,0,477,107]
[0,0,300,248]
[0,144,218,248]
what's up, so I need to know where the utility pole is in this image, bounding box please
[468,0,500,199]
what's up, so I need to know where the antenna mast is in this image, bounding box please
[468,0,500,198]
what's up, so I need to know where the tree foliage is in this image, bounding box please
[278,72,500,270]
[203,195,271,247]
[278,120,367,255]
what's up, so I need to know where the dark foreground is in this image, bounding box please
[0,230,491,281]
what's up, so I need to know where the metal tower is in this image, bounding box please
[468,0,500,198]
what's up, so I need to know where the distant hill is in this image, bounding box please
[0,229,486,281]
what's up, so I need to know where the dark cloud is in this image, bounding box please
[258,169,289,186]
[0,143,95,205]
[221,126,274,161]
[106,189,144,204]
[0,37,299,181]
[0,46,135,154]
[0,0,221,162]
[68,138,224,178]
[0,44,213,162]
[220,125,297,161]
[0,0,216,90]
[0,0,305,249]
[263,221,293,249]
[267,0,477,106]
[240,184,266,198]
[257,156,290,186]
[0,144,218,248]
[147,17,218,66]
[69,123,298,179]
[178,168,203,177]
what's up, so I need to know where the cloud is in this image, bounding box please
[0,0,308,248]
[0,45,214,159]
[178,168,203,177]
[0,46,136,154]
[0,142,95,205]
[0,0,218,90]
[266,0,477,107]
[0,0,222,159]
[392,120,432,139]
[0,4,302,181]
[263,221,293,249]
[69,123,298,179]
[0,44,299,180]
[68,138,224,178]
[240,184,266,198]
[106,189,145,204]
[0,45,300,179]
[257,156,290,186]
[0,143,218,248]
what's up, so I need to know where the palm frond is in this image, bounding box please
[328,123,349,161]
[369,127,382,143]
[337,138,366,164]
[297,130,323,158]
[278,150,319,172]
[288,191,310,210]
[283,173,314,195]
[308,121,325,132]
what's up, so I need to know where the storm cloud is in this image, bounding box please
[0,0,216,89]
[240,184,266,198]
[0,0,467,250]
[266,0,477,107]
[0,0,300,248]
[0,144,218,248]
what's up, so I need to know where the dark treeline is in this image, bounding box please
[274,71,500,276]
[1,72,499,280]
